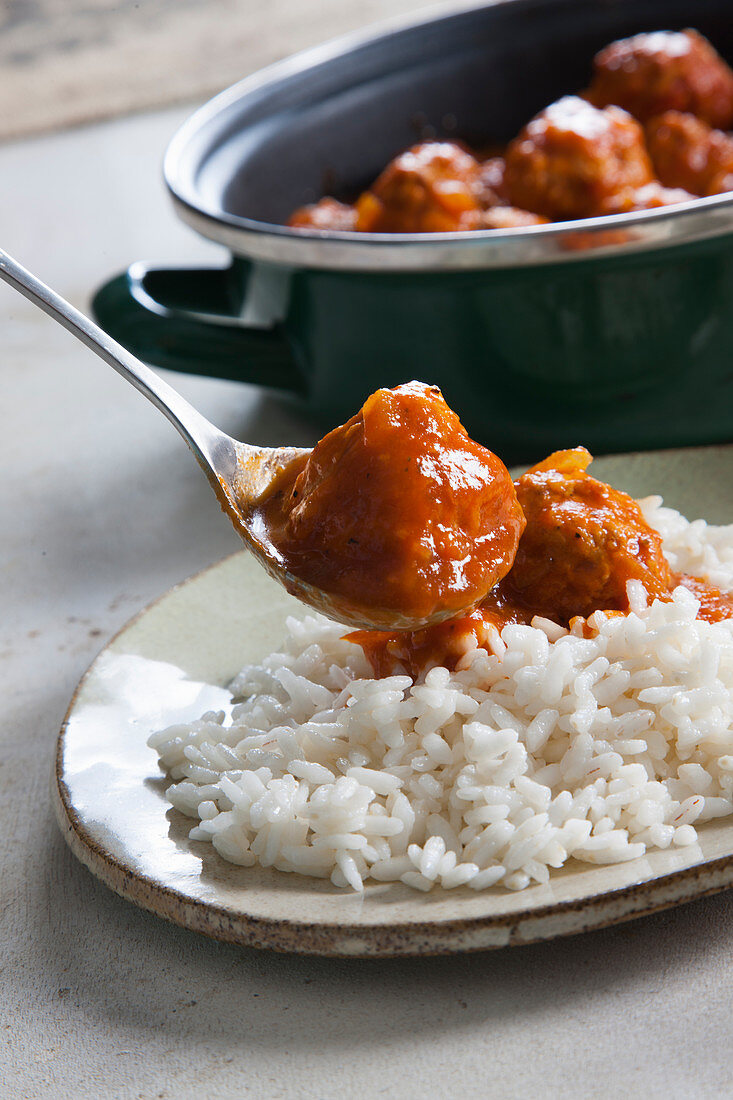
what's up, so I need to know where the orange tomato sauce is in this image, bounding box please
[349,447,733,676]
[253,382,526,627]
[288,30,733,234]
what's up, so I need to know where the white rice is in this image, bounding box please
[149,497,733,893]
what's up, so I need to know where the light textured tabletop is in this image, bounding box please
[2,103,733,1100]
[0,0,432,139]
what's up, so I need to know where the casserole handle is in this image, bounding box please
[91,261,303,392]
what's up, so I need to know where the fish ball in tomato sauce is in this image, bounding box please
[587,29,733,128]
[499,447,674,624]
[288,198,358,231]
[354,142,484,233]
[645,110,733,196]
[350,448,733,677]
[254,382,525,628]
[503,96,653,221]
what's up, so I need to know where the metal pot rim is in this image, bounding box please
[164,0,733,273]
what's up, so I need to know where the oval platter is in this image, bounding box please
[54,444,733,956]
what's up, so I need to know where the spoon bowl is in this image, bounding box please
[0,248,447,632]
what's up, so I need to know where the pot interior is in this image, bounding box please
[175,0,733,229]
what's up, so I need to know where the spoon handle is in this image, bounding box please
[0,247,231,476]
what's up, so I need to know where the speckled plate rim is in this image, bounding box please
[53,445,733,957]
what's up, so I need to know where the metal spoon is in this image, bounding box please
[0,247,438,631]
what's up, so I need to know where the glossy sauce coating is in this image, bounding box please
[600,179,695,214]
[479,205,549,229]
[587,29,733,127]
[500,447,674,621]
[503,97,653,220]
[289,197,357,231]
[645,110,733,195]
[352,448,733,676]
[286,28,733,234]
[676,573,733,622]
[354,142,484,233]
[254,382,525,626]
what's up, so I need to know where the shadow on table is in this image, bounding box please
[38,807,733,1052]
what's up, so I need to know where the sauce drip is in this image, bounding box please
[350,448,733,676]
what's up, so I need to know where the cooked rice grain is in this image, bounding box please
[149,499,733,892]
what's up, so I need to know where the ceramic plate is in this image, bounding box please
[55,445,733,956]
